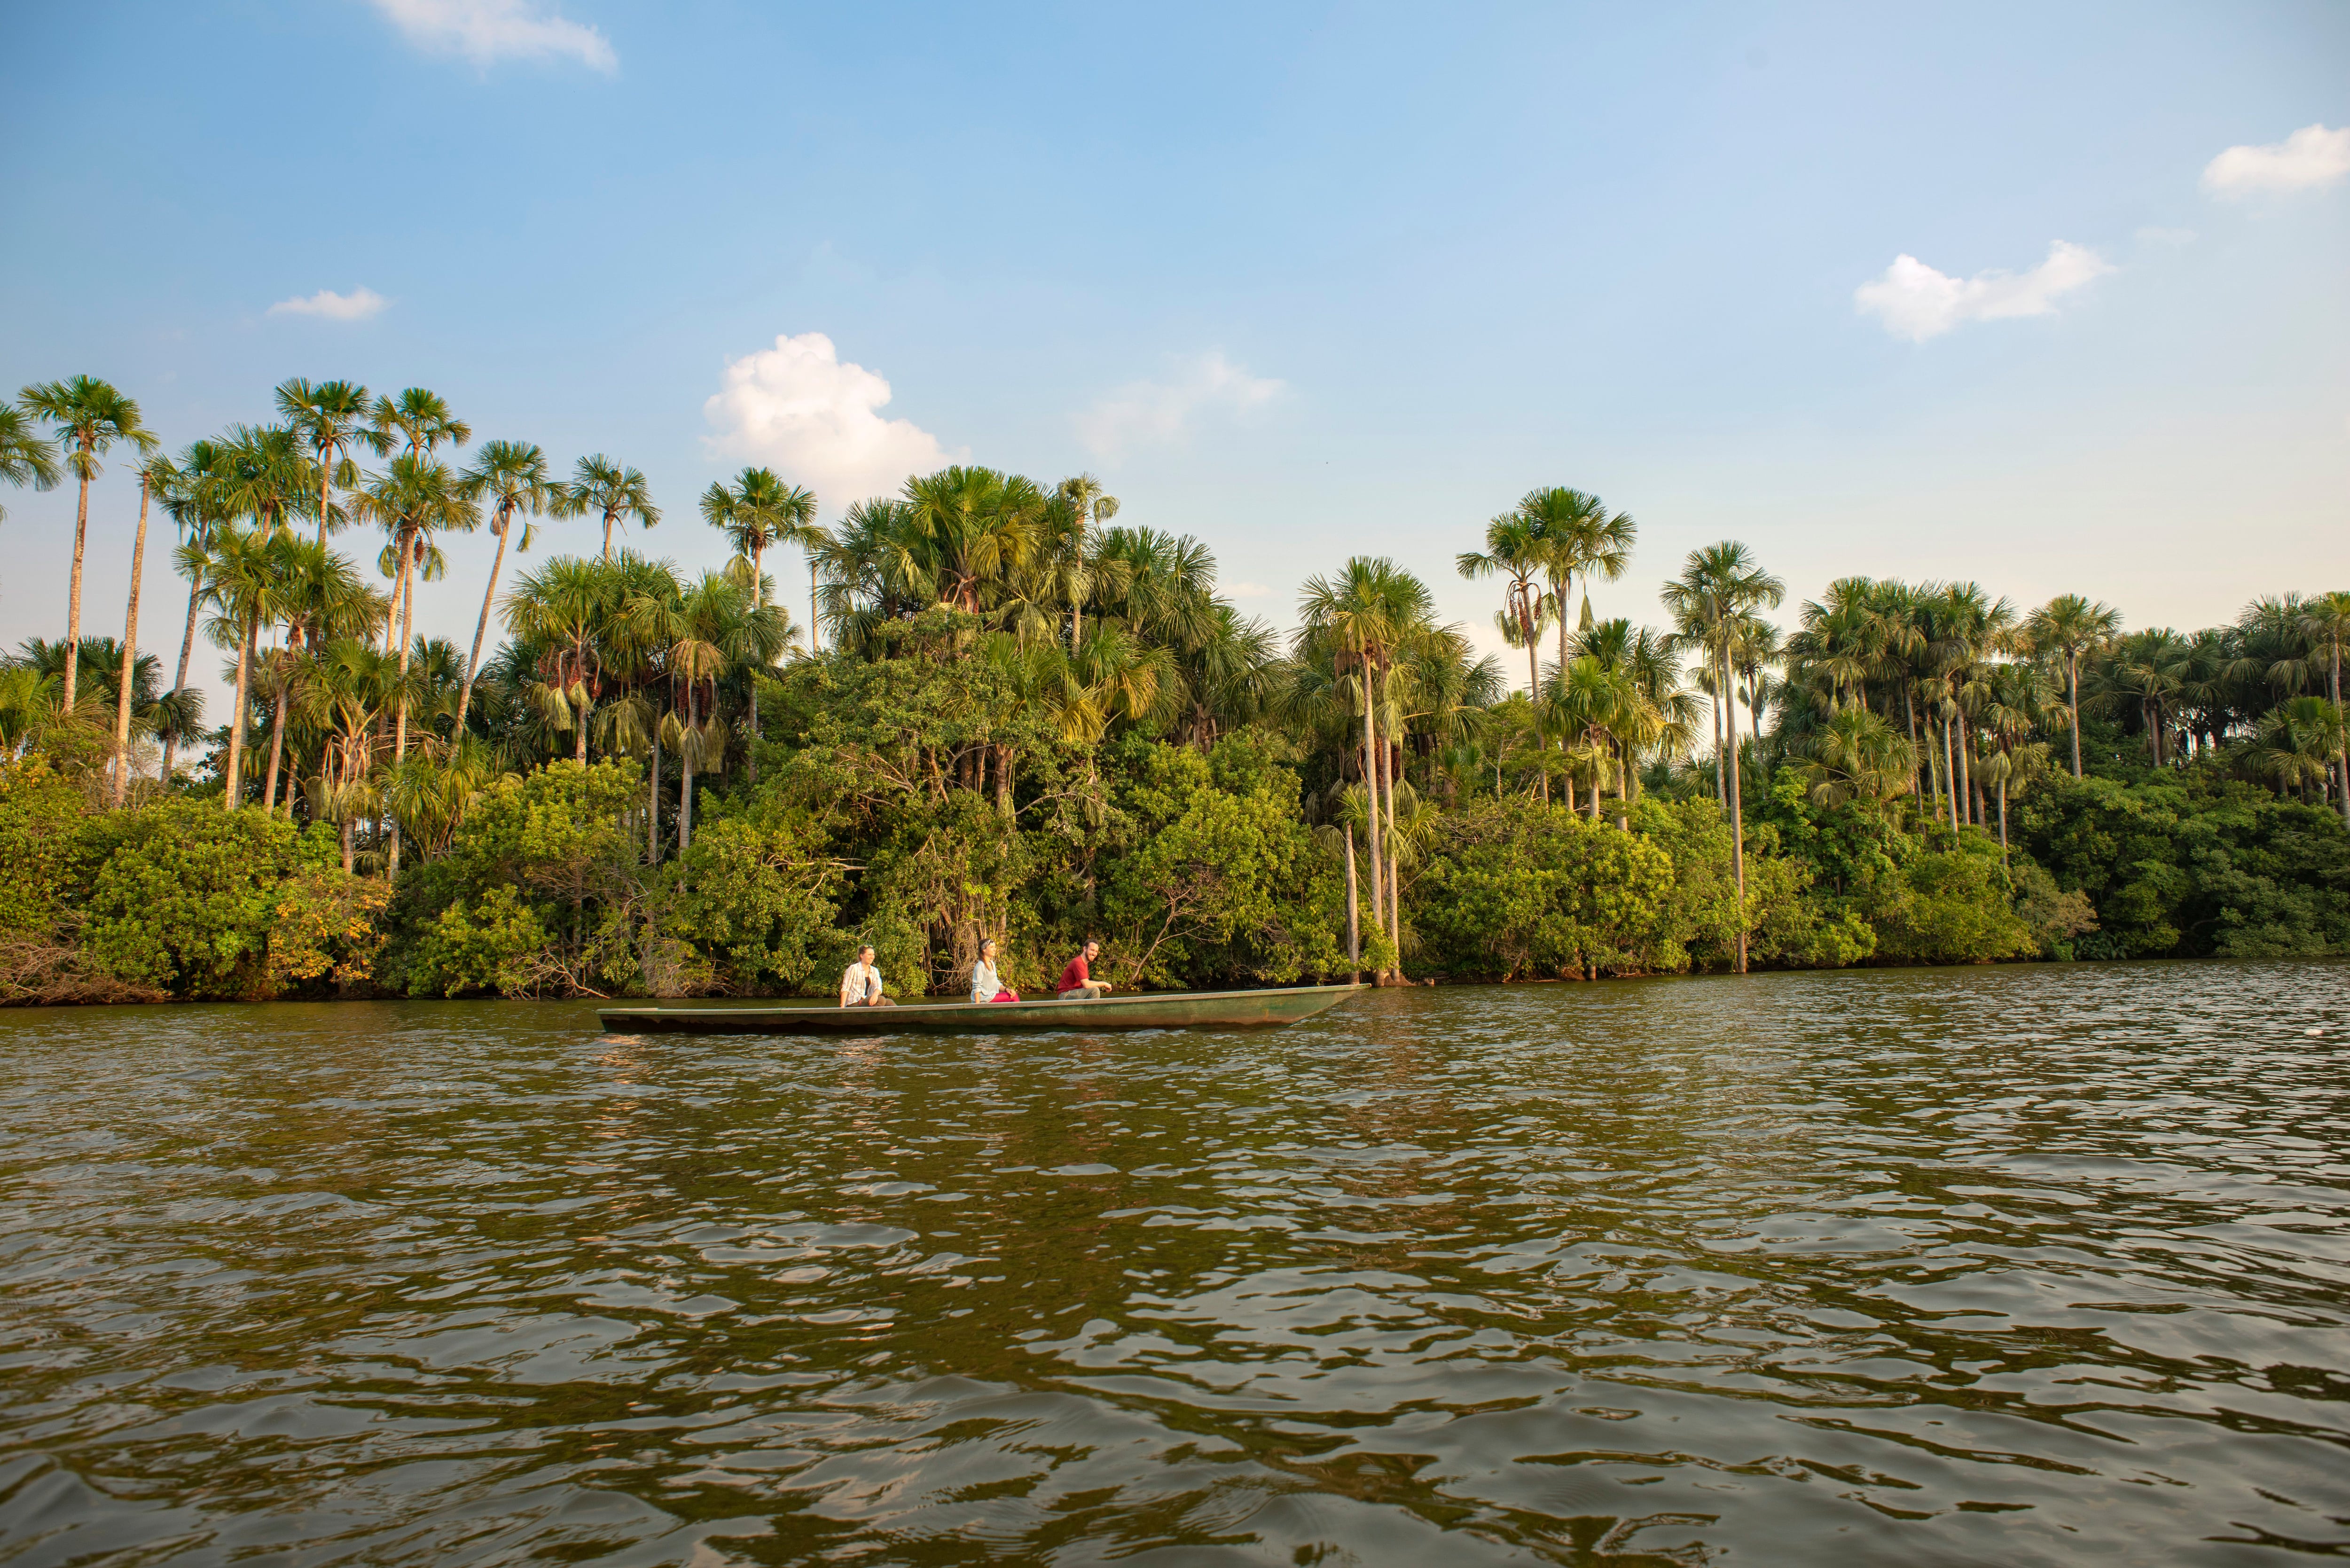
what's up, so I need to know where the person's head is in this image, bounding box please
[857,944,874,965]
[1082,937,1100,960]
[979,937,997,962]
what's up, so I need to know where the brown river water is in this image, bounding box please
[1,962,2346,1565]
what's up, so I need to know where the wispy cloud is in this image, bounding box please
[368,0,618,73]
[1854,241,2114,343]
[703,331,963,507]
[2202,124,2350,198]
[1076,351,1284,460]
[266,286,391,321]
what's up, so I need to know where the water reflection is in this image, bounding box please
[2,963,2346,1564]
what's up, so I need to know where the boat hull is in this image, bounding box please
[597,983,1365,1035]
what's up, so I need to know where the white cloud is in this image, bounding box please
[703,332,962,506]
[2201,124,2350,197]
[369,0,618,72]
[266,286,391,321]
[1227,580,1270,598]
[1075,351,1284,460]
[2134,225,2197,247]
[1854,241,2114,343]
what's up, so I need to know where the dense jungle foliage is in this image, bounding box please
[2,374,2346,1002]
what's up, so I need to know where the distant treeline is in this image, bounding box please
[0,374,2344,1002]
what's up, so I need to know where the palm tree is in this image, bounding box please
[155,441,232,783]
[206,526,292,809]
[110,454,169,806]
[701,468,815,778]
[1458,511,1553,697]
[1661,541,1783,974]
[354,451,479,870]
[2024,594,2122,778]
[457,440,560,728]
[19,377,159,716]
[1054,474,1120,650]
[1518,487,1635,678]
[904,466,1048,614]
[0,405,62,521]
[506,556,622,766]
[572,453,660,562]
[276,379,381,549]
[370,388,471,650]
[2299,591,2350,825]
[1298,557,1432,980]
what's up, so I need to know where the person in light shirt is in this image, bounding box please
[969,936,1019,1003]
[838,945,893,1007]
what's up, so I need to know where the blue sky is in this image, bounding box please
[4,0,2345,706]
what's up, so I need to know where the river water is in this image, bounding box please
[2,962,2346,1566]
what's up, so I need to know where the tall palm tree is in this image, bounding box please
[276,379,381,549]
[2024,594,2122,778]
[1518,486,1635,678]
[1458,511,1552,696]
[206,526,292,810]
[571,453,660,562]
[155,440,232,783]
[904,466,1048,614]
[355,452,479,870]
[1298,557,1432,980]
[1054,473,1120,650]
[19,377,159,715]
[701,467,815,779]
[0,405,62,521]
[110,454,170,806]
[1661,541,1783,975]
[370,388,470,651]
[457,440,560,728]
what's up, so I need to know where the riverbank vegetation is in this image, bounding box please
[3,374,2346,1002]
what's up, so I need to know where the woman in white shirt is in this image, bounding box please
[838,945,893,1007]
[969,937,1019,1003]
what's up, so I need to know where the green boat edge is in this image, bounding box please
[597,983,1368,1035]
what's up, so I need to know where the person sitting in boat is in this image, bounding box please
[838,945,894,1007]
[1057,938,1110,1000]
[969,937,1019,1004]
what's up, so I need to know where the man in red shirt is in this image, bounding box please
[1057,938,1110,1000]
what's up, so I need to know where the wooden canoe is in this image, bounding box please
[597,983,1366,1035]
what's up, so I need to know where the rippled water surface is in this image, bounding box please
[4,963,2348,1566]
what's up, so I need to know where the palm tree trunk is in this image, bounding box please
[457,518,510,730]
[1379,716,1403,979]
[810,558,822,655]
[680,692,697,853]
[317,458,332,552]
[1724,652,1747,976]
[1360,672,1384,928]
[262,659,289,813]
[225,621,253,811]
[162,565,204,783]
[63,467,91,715]
[1998,777,2009,862]
[389,538,414,874]
[648,737,662,862]
[1957,719,1973,825]
[603,510,615,562]
[112,476,152,808]
[1344,825,1360,979]
[1942,714,1959,833]
[2068,655,2083,778]
[749,541,763,785]
[2330,642,2347,827]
